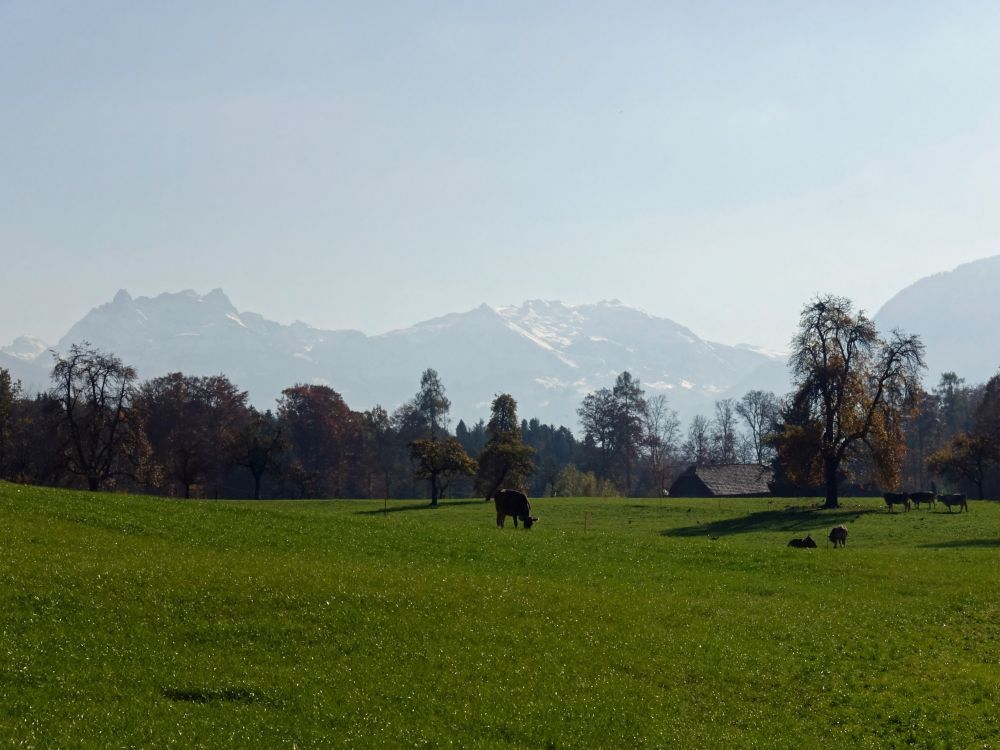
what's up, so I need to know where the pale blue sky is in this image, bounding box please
[3,2,1000,350]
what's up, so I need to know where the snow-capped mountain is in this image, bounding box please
[2,290,788,427]
[0,335,49,361]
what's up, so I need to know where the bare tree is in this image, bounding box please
[735,390,779,465]
[578,387,616,479]
[683,414,711,466]
[50,343,147,491]
[644,393,680,494]
[710,399,739,464]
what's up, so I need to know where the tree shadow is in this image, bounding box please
[919,539,1000,549]
[355,499,486,516]
[661,506,876,538]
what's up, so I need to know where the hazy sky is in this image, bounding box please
[3,2,1000,351]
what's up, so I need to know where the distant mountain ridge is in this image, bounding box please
[875,255,1000,386]
[0,290,787,428]
[7,256,996,429]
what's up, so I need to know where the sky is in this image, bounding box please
[3,1,1000,351]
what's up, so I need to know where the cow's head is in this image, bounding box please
[524,516,538,529]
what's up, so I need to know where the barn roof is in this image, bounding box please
[670,464,774,497]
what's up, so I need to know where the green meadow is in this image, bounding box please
[1,481,997,749]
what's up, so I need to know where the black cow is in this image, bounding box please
[883,492,911,512]
[937,493,968,513]
[828,525,848,548]
[909,491,936,510]
[788,534,817,548]
[494,489,537,529]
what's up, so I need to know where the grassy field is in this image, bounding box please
[1,481,997,749]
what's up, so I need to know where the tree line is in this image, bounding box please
[1,295,998,504]
[0,341,774,500]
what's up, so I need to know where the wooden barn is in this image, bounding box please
[668,464,773,498]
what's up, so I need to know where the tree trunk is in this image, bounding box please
[430,474,439,507]
[253,470,263,500]
[87,475,100,491]
[823,456,839,509]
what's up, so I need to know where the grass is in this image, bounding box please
[0,481,998,748]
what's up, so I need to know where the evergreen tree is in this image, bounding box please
[475,394,535,500]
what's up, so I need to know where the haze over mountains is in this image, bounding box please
[0,289,788,428]
[3,256,996,428]
[874,255,1000,386]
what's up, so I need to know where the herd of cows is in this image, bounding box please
[492,488,973,553]
[882,491,969,513]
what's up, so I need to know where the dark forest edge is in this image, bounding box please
[0,295,997,504]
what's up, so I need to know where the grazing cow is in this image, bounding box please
[909,491,936,510]
[828,525,848,548]
[494,489,538,529]
[788,534,817,548]
[937,493,968,513]
[883,492,911,513]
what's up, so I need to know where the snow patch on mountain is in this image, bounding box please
[0,336,49,361]
[4,289,792,428]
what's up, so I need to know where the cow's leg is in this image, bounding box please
[513,515,518,528]
[497,512,504,528]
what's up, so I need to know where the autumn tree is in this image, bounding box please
[233,408,286,499]
[3,394,63,484]
[475,393,535,500]
[50,343,149,491]
[410,437,476,506]
[404,369,473,504]
[782,296,924,508]
[926,372,1000,498]
[927,432,992,500]
[135,373,248,498]
[278,384,359,497]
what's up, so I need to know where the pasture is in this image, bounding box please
[1,481,997,748]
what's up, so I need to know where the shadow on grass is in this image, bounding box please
[919,539,1000,549]
[661,506,877,538]
[161,687,268,705]
[355,499,487,516]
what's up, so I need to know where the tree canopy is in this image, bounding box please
[475,393,535,500]
[777,295,924,507]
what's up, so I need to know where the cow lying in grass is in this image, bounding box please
[937,493,968,512]
[909,491,935,510]
[883,492,910,512]
[788,534,817,548]
[494,489,538,529]
[828,525,848,548]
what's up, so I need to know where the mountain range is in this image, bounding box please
[874,255,1000,387]
[0,290,788,428]
[3,256,997,429]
